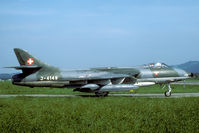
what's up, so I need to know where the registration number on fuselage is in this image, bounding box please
[40,76,58,81]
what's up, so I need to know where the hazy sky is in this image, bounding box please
[1,0,199,73]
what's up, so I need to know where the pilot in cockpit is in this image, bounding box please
[148,62,169,69]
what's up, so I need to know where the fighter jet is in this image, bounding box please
[7,48,192,97]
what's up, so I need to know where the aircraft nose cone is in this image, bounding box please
[174,68,189,77]
[182,70,190,77]
[182,70,193,78]
[181,70,191,78]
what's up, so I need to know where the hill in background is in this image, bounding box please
[0,73,13,80]
[174,61,199,73]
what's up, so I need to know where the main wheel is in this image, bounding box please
[95,92,109,97]
[164,90,171,97]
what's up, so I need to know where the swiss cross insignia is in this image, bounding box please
[27,58,34,65]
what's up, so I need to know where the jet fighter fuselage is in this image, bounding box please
[10,48,192,97]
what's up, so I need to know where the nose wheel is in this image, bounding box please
[164,83,172,97]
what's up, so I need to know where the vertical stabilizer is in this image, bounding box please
[14,48,45,66]
[13,48,59,73]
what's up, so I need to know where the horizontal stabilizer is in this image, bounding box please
[5,65,41,70]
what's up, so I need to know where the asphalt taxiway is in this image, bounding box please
[172,82,199,85]
[0,93,199,98]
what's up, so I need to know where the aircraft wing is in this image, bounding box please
[66,68,140,91]
[62,67,140,83]
[72,71,139,93]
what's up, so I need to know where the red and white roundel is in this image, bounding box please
[27,58,34,65]
[154,71,159,76]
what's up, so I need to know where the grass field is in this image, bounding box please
[1,81,199,95]
[1,81,199,132]
[0,97,199,133]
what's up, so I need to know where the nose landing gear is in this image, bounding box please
[164,83,172,97]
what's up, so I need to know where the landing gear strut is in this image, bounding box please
[164,83,172,97]
[95,91,109,97]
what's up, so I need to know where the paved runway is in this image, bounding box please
[172,82,199,85]
[0,93,199,98]
[110,93,199,97]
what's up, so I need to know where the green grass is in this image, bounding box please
[1,81,199,132]
[185,78,199,82]
[135,84,199,94]
[1,81,199,95]
[0,81,85,95]
[0,97,199,133]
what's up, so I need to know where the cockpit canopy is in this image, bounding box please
[144,62,170,69]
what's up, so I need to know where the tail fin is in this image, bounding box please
[14,48,45,67]
[6,48,59,75]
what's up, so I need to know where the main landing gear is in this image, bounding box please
[95,91,109,97]
[162,83,172,97]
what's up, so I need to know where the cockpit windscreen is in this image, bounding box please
[145,62,170,69]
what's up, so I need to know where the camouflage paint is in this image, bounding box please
[10,48,191,96]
